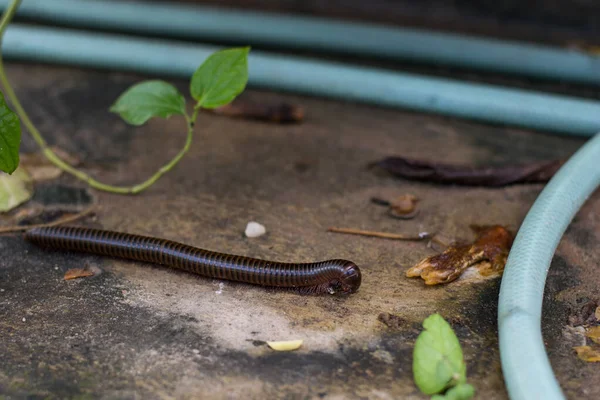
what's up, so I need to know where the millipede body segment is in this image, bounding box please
[24,226,362,295]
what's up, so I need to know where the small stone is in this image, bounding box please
[192,349,200,354]
[245,222,266,238]
[22,317,26,322]
[215,282,225,295]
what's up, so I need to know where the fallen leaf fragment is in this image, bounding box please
[586,326,600,344]
[407,225,513,285]
[574,346,600,362]
[266,339,303,351]
[371,194,420,219]
[595,306,600,322]
[64,267,95,280]
[211,98,304,123]
[389,194,419,219]
[0,168,33,212]
[371,156,565,187]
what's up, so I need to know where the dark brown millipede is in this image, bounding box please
[24,226,362,295]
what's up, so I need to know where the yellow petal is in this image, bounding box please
[266,340,303,351]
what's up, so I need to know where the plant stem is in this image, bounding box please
[0,0,195,195]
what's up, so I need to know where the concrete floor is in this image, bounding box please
[0,61,599,400]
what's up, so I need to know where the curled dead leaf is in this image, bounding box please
[371,156,565,186]
[389,194,419,219]
[64,267,95,280]
[266,340,303,351]
[407,225,513,285]
[574,346,600,362]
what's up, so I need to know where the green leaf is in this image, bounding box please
[110,80,186,126]
[413,313,466,395]
[0,91,21,174]
[431,384,475,400]
[444,383,475,400]
[0,167,33,212]
[190,47,250,109]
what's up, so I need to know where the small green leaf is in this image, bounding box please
[0,91,21,174]
[190,47,250,109]
[413,313,466,395]
[110,80,186,126]
[0,167,33,212]
[431,383,475,400]
[444,383,475,400]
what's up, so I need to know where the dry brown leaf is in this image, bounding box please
[64,267,95,280]
[407,225,513,285]
[595,306,600,322]
[389,194,419,219]
[574,346,600,362]
[266,340,303,351]
[585,326,600,344]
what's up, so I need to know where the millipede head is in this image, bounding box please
[332,262,362,295]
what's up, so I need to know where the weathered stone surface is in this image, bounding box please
[0,60,598,400]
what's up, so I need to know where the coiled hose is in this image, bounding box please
[498,132,600,400]
[1,0,599,85]
[2,24,600,136]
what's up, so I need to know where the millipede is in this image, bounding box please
[24,226,362,295]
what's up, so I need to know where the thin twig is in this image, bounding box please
[327,227,431,241]
[0,205,95,234]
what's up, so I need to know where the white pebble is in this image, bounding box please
[215,282,225,295]
[22,317,26,322]
[244,222,266,238]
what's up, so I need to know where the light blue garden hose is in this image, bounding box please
[3,24,600,136]
[1,0,599,85]
[498,132,600,400]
